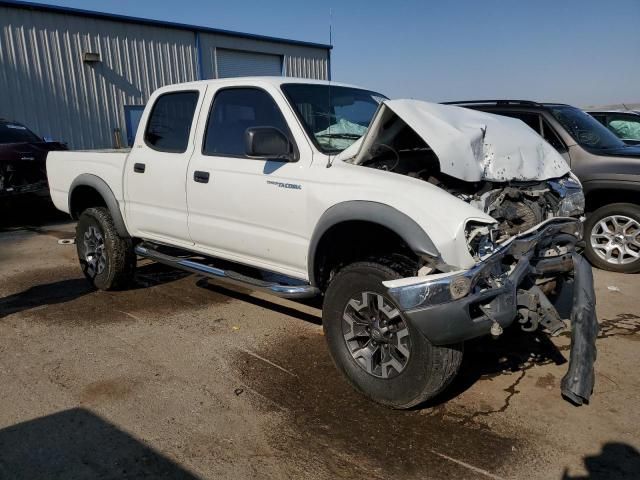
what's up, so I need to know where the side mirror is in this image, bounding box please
[245,127,294,161]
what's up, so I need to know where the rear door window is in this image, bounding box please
[541,119,567,153]
[144,91,199,153]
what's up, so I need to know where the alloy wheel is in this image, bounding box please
[342,291,411,379]
[590,215,640,265]
[83,225,106,277]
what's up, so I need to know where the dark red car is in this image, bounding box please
[0,119,67,198]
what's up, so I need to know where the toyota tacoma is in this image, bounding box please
[47,78,598,408]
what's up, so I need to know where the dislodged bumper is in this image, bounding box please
[385,217,598,405]
[561,253,598,405]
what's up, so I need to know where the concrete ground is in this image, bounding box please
[1,206,639,479]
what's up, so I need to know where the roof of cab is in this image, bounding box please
[153,76,367,93]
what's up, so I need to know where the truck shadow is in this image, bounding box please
[0,278,93,320]
[0,408,199,479]
[195,278,322,325]
[562,442,640,480]
[0,196,68,231]
[193,279,638,410]
[426,326,568,407]
[0,263,191,320]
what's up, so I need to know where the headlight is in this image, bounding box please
[465,221,498,260]
[558,189,585,217]
[549,175,585,217]
[388,271,474,310]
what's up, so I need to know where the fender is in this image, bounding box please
[69,174,130,238]
[308,201,440,286]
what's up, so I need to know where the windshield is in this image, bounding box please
[0,122,41,144]
[281,84,386,153]
[549,106,625,150]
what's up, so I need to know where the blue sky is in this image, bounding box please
[38,0,640,106]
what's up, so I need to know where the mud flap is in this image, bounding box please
[560,254,599,405]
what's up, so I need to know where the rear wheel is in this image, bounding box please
[76,207,135,290]
[585,203,640,273]
[322,261,463,409]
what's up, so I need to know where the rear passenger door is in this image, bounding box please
[125,85,206,244]
[186,85,312,278]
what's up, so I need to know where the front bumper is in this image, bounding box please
[0,180,49,198]
[386,217,598,404]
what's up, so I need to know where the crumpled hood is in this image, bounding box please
[350,99,570,182]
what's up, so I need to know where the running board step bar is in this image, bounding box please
[134,243,320,299]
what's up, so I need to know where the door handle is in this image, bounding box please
[194,171,210,183]
[133,163,146,173]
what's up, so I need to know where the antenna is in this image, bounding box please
[329,8,333,46]
[326,8,334,168]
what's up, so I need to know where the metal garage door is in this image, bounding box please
[216,49,283,78]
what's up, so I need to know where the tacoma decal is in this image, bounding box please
[267,180,302,190]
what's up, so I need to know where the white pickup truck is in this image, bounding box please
[47,77,597,408]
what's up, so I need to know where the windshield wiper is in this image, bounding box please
[316,133,362,139]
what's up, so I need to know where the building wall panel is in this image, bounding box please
[0,6,198,149]
[0,5,330,149]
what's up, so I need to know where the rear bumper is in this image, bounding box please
[386,218,598,404]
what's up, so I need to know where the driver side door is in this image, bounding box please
[186,85,312,278]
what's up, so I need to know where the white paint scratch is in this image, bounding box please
[429,449,507,480]
[117,310,144,322]
[237,348,298,378]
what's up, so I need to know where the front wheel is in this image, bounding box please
[584,203,640,273]
[322,262,463,409]
[76,207,136,290]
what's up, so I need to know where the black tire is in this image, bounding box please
[76,207,136,290]
[322,261,463,409]
[584,203,640,274]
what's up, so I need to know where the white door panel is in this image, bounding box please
[125,85,207,243]
[187,84,313,277]
[187,159,308,272]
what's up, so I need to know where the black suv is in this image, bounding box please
[444,100,640,273]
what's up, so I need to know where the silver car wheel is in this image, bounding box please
[342,291,411,379]
[590,215,640,265]
[83,225,107,277]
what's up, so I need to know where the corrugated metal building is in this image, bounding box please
[0,0,331,149]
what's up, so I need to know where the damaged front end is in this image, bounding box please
[341,98,597,404]
[385,218,598,405]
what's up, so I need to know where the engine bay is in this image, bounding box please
[359,119,584,259]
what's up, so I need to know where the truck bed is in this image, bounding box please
[47,150,128,214]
